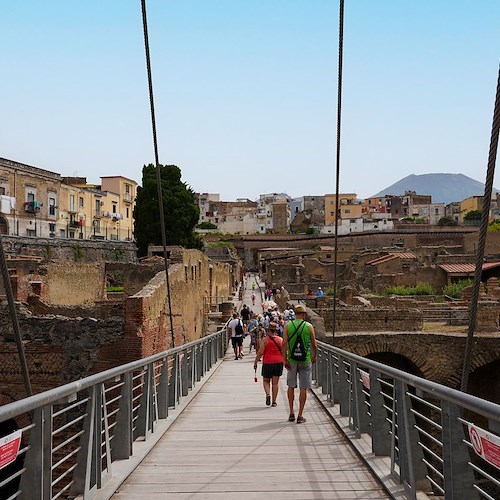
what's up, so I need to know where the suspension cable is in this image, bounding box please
[140,0,175,347]
[0,232,32,396]
[460,64,500,393]
[332,0,344,343]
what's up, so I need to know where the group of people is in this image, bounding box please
[253,304,317,423]
[226,279,318,423]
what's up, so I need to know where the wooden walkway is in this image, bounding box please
[112,338,389,499]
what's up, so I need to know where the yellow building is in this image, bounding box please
[460,196,483,223]
[324,193,362,226]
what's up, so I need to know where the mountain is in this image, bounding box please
[370,173,497,204]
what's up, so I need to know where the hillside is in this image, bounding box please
[370,173,496,204]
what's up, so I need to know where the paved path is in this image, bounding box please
[112,275,388,499]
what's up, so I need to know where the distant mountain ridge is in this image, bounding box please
[370,173,497,204]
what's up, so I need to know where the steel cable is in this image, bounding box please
[460,64,500,392]
[332,0,344,343]
[141,0,175,347]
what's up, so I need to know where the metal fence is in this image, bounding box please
[0,327,228,500]
[313,341,500,500]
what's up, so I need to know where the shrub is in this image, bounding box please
[384,282,434,296]
[325,287,335,296]
[443,279,473,299]
[305,227,315,235]
[197,221,217,229]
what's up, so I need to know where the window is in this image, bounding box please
[27,192,35,203]
[95,199,101,216]
[0,187,5,195]
[112,204,117,214]
[79,197,84,208]
[345,208,350,214]
[330,212,335,216]
[94,220,101,233]
[49,197,56,216]
[49,223,56,233]
[125,184,130,194]
[69,231,75,239]
[126,207,129,218]
[27,229,36,237]
[69,194,76,212]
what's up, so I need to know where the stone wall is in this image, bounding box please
[317,306,423,332]
[1,235,137,263]
[91,249,233,373]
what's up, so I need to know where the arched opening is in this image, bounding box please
[365,352,423,377]
[468,360,500,406]
[0,216,8,234]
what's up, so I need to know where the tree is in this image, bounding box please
[134,164,202,256]
[437,216,458,226]
[464,210,482,221]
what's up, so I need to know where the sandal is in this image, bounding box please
[288,413,295,422]
[271,402,277,407]
[266,395,271,406]
[296,416,306,424]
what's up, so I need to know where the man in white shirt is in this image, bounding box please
[227,312,244,360]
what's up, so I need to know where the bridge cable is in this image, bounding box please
[140,0,175,347]
[0,232,32,396]
[332,0,345,343]
[460,64,500,393]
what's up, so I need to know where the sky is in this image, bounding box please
[1,1,499,201]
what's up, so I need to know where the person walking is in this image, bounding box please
[227,312,244,360]
[253,322,284,407]
[282,305,317,423]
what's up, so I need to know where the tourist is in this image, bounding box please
[282,304,317,423]
[315,287,324,297]
[253,322,284,407]
[227,312,244,360]
[247,314,259,353]
[240,304,251,332]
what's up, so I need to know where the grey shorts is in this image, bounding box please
[287,362,312,389]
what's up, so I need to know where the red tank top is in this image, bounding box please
[263,335,284,364]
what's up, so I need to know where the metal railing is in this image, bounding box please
[313,341,500,500]
[0,327,229,500]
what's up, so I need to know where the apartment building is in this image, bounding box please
[324,193,362,226]
[0,157,137,241]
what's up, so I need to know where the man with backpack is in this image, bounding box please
[281,305,317,424]
[227,312,245,360]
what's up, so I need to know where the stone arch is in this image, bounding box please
[350,338,429,379]
[0,216,7,234]
[468,357,500,406]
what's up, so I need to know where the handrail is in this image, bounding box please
[0,330,226,425]
[0,325,230,500]
[313,340,500,500]
[318,341,500,421]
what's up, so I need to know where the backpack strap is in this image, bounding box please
[268,334,282,353]
[287,320,306,344]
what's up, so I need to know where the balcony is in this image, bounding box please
[112,213,123,221]
[68,205,77,214]
[123,193,132,202]
[24,201,42,213]
[94,211,102,218]
[0,195,15,214]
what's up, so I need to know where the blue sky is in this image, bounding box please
[1,1,499,201]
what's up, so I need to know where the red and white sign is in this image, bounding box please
[0,430,22,470]
[359,369,371,390]
[468,425,500,470]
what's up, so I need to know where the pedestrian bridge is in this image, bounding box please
[1,325,499,500]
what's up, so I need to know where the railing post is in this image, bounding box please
[369,369,391,456]
[181,350,189,397]
[168,355,178,408]
[136,364,155,439]
[337,355,350,417]
[19,406,52,500]
[70,387,96,498]
[157,357,169,419]
[352,363,370,436]
[441,401,479,499]
[112,372,133,459]
[395,380,429,498]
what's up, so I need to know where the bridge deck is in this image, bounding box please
[112,342,388,498]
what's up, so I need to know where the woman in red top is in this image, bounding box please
[253,322,284,407]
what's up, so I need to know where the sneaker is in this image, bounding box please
[271,402,277,407]
[266,395,271,406]
[296,416,306,424]
[288,413,295,422]
[235,356,239,360]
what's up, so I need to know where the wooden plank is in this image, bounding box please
[112,307,389,498]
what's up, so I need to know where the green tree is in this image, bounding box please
[134,164,202,256]
[464,210,482,221]
[437,216,457,226]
